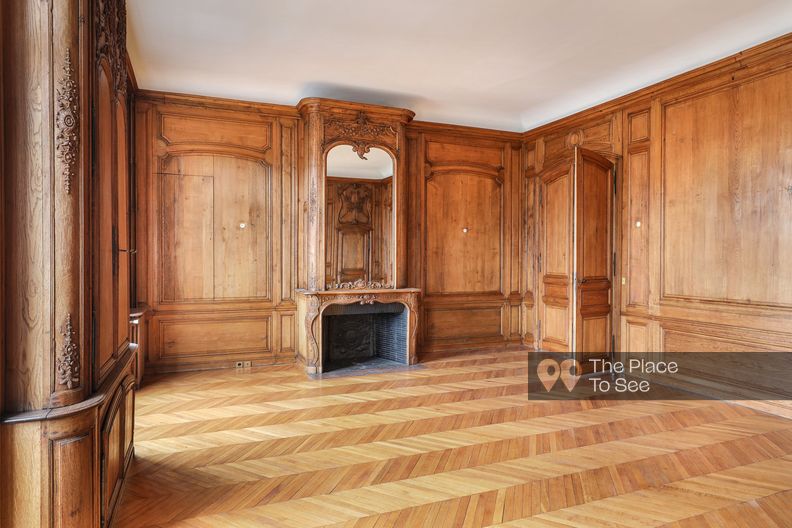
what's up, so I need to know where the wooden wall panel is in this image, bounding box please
[52,432,95,528]
[622,318,650,353]
[661,70,792,308]
[425,306,503,341]
[407,128,524,353]
[160,172,214,301]
[625,145,650,308]
[212,156,271,300]
[324,177,392,286]
[152,314,271,363]
[425,171,502,294]
[136,94,299,371]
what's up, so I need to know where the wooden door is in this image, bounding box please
[537,161,575,352]
[573,149,614,370]
[94,61,132,384]
[537,148,614,365]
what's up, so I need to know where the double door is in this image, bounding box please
[536,147,614,371]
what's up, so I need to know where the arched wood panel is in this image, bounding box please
[137,97,299,371]
[407,131,524,353]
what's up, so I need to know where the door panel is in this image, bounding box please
[538,164,573,351]
[96,64,116,373]
[574,149,613,369]
[116,103,130,353]
[337,229,370,282]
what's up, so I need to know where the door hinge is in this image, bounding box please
[538,186,543,206]
[537,320,542,343]
[538,253,542,273]
[612,252,616,277]
[611,334,615,354]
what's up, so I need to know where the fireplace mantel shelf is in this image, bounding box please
[296,288,421,296]
[295,288,421,374]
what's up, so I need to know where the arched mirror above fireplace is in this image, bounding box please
[325,145,396,289]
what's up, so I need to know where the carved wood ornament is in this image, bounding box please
[327,279,387,290]
[56,49,79,194]
[337,183,373,225]
[56,314,80,390]
[325,111,397,159]
[97,0,128,98]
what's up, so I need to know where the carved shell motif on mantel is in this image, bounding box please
[324,111,397,159]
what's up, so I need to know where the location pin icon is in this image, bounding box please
[560,359,581,391]
[537,359,561,391]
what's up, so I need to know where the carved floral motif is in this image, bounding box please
[56,49,79,194]
[56,314,80,390]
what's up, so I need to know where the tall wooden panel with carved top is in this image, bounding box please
[1,0,138,526]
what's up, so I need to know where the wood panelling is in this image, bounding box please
[160,113,270,151]
[158,156,271,302]
[575,149,614,360]
[622,317,651,353]
[525,34,792,354]
[136,93,299,371]
[408,128,524,353]
[625,141,650,308]
[661,69,792,308]
[153,314,270,361]
[96,64,116,373]
[160,171,214,301]
[425,306,503,341]
[52,432,95,528]
[325,177,393,286]
[426,171,502,294]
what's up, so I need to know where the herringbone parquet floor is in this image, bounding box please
[115,350,792,527]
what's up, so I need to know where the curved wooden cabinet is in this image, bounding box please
[0,1,138,526]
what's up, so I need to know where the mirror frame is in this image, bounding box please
[297,98,414,292]
[323,143,397,289]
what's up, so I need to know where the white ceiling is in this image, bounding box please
[127,0,792,132]
[327,146,394,179]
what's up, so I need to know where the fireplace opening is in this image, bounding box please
[322,302,408,373]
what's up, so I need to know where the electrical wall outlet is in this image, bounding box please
[243,361,252,368]
[234,361,244,368]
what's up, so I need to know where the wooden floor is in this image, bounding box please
[115,350,792,527]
